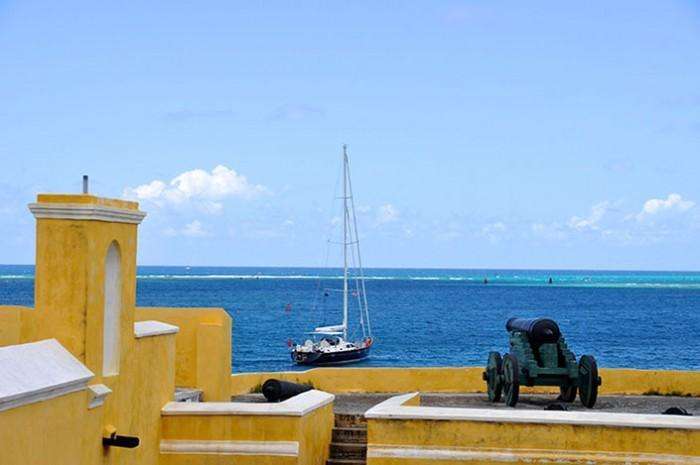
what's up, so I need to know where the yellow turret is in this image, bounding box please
[28,193,146,379]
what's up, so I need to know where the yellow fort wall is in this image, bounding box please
[0,305,23,346]
[0,326,177,465]
[102,332,177,465]
[368,419,700,464]
[298,402,335,465]
[3,191,700,465]
[136,307,232,401]
[0,389,102,465]
[160,392,334,465]
[0,194,178,465]
[231,366,700,396]
[28,194,141,377]
[364,393,700,465]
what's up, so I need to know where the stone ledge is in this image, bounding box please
[134,320,179,339]
[368,445,700,464]
[365,392,700,431]
[0,339,93,412]
[28,202,146,224]
[160,439,299,457]
[162,389,334,417]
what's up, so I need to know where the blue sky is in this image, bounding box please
[1,1,700,269]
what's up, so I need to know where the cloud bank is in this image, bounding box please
[124,165,267,213]
[635,193,694,222]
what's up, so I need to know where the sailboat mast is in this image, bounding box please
[342,145,349,340]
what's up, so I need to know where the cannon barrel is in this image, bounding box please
[506,317,561,344]
[262,379,313,402]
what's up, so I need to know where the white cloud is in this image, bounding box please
[124,165,267,213]
[567,201,610,231]
[377,204,399,224]
[182,220,208,237]
[480,222,507,242]
[636,194,694,222]
[163,220,210,237]
[482,222,506,234]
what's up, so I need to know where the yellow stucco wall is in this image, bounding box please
[366,393,700,464]
[369,418,700,456]
[37,193,139,210]
[135,307,232,401]
[0,194,180,465]
[160,401,334,465]
[231,366,700,396]
[0,331,176,465]
[368,418,700,464]
[30,216,139,378]
[298,402,334,465]
[0,390,102,465]
[102,333,177,465]
[0,305,23,346]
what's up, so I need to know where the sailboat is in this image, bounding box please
[290,145,373,366]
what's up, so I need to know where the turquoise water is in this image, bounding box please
[2,265,699,372]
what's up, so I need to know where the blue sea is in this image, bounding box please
[1,265,699,372]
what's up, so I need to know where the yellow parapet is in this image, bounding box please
[0,193,180,465]
[364,393,700,464]
[159,390,335,465]
[0,305,23,346]
[231,366,700,397]
[136,307,232,401]
[27,193,145,377]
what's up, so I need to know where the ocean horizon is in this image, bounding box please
[2,264,699,372]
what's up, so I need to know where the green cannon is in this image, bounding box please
[483,317,602,408]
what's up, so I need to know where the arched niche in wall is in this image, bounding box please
[103,241,122,376]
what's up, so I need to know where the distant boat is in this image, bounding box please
[290,145,373,366]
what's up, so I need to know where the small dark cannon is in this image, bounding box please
[262,379,312,402]
[483,317,602,408]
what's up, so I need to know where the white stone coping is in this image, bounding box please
[162,390,335,417]
[28,202,146,224]
[87,384,112,409]
[368,446,700,464]
[134,320,180,339]
[365,392,700,431]
[0,339,94,412]
[160,439,299,456]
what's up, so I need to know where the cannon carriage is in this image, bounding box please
[483,317,602,408]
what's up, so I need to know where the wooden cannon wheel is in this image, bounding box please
[484,351,503,402]
[578,355,600,408]
[502,353,520,407]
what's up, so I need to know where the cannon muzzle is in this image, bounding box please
[506,317,561,344]
[262,379,313,402]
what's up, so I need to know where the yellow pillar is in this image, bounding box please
[28,194,146,380]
